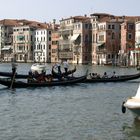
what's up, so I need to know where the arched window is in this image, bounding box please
[112,33,115,39]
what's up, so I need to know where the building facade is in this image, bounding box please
[0,23,14,61]
[120,21,135,66]
[51,30,59,63]
[59,16,91,64]
[34,28,52,63]
[13,26,35,62]
[135,21,140,66]
[91,13,122,65]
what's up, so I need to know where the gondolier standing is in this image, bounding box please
[53,62,61,74]
[63,60,69,73]
[10,59,18,89]
[11,60,17,78]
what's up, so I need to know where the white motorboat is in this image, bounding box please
[31,63,46,74]
[122,84,140,117]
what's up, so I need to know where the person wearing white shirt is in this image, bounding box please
[63,60,69,73]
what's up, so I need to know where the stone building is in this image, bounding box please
[34,28,52,63]
[58,16,91,64]
[135,20,140,66]
[13,25,35,62]
[91,13,123,65]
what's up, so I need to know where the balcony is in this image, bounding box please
[58,51,73,59]
[59,39,72,45]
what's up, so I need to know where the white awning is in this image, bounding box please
[71,34,80,41]
[96,43,105,47]
[1,46,11,51]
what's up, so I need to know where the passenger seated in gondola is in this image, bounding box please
[31,70,45,83]
[96,73,101,78]
[37,74,46,83]
[92,73,97,78]
[90,73,100,79]
[45,69,52,82]
[111,71,117,78]
[102,72,108,78]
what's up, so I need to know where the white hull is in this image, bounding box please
[31,63,46,74]
[123,84,140,116]
[124,98,140,116]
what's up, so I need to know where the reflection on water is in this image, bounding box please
[123,118,140,140]
[0,63,140,140]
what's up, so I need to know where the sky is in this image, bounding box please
[0,0,140,23]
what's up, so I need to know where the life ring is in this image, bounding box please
[122,101,126,113]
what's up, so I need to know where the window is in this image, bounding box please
[31,35,33,41]
[85,35,88,42]
[108,25,111,29]
[85,24,88,29]
[18,46,24,50]
[49,45,51,49]
[98,35,104,41]
[49,31,51,35]
[17,35,25,41]
[128,24,134,30]
[112,25,115,29]
[112,33,115,39]
[128,33,132,39]
[108,54,111,59]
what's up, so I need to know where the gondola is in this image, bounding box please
[84,72,140,83]
[52,66,76,78]
[122,84,140,117]
[0,74,86,88]
[0,71,29,78]
[0,66,76,79]
[0,63,46,78]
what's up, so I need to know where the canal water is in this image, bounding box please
[0,63,140,140]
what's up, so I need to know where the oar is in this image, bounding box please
[10,71,16,89]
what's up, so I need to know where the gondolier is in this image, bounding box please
[63,60,69,73]
[11,61,17,76]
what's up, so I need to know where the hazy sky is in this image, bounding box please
[0,0,140,23]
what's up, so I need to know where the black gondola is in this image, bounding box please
[0,71,28,78]
[0,74,86,88]
[84,72,140,83]
[0,66,76,79]
[52,66,76,78]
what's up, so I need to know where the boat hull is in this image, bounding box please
[0,75,86,88]
[84,72,140,83]
[0,71,28,78]
[124,98,140,116]
[129,108,140,116]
